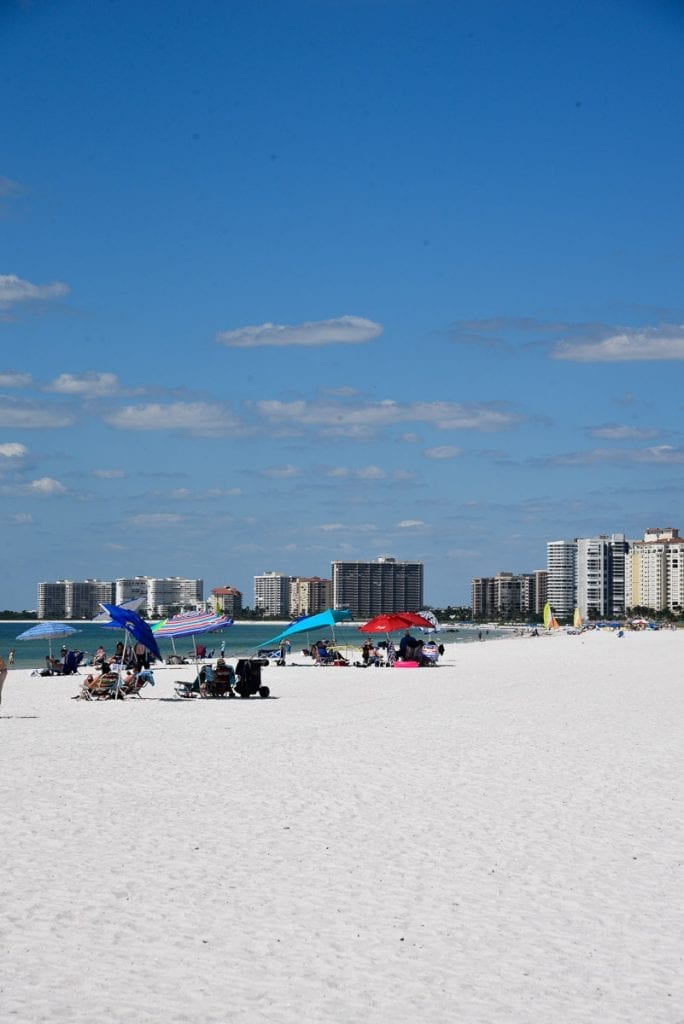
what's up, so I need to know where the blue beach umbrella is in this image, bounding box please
[16,621,80,659]
[99,604,162,662]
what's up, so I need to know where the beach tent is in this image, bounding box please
[261,608,352,650]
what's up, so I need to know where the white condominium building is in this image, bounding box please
[254,571,291,618]
[548,534,629,620]
[546,540,577,616]
[576,533,629,620]
[626,527,684,613]
[37,579,115,620]
[116,576,203,617]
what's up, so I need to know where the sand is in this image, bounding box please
[0,630,681,1024]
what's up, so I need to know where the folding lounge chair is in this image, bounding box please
[121,669,154,697]
[79,672,121,700]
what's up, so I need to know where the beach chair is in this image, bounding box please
[121,669,155,697]
[174,678,200,699]
[78,672,121,700]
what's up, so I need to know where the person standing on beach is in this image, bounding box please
[0,655,7,705]
[8,649,14,666]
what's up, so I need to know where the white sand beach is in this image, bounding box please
[1,630,681,1024]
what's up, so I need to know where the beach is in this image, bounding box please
[1,630,681,1024]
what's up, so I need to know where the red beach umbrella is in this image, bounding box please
[357,613,419,634]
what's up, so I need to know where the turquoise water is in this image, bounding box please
[0,620,502,670]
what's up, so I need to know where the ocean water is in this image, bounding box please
[0,620,503,670]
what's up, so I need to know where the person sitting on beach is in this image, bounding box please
[41,653,63,676]
[366,643,380,666]
[399,630,419,662]
[212,657,234,697]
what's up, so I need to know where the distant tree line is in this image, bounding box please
[0,610,37,620]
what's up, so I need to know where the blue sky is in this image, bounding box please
[2,0,684,610]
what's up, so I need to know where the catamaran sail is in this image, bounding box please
[543,602,560,629]
[573,607,582,629]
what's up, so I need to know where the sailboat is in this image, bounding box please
[543,602,560,630]
[573,607,582,629]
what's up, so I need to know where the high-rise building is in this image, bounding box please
[289,577,332,618]
[626,527,684,613]
[210,586,243,617]
[146,577,203,617]
[115,576,203,617]
[548,534,629,620]
[546,540,577,617]
[331,556,423,618]
[531,569,548,615]
[37,581,68,619]
[115,577,150,608]
[471,571,545,620]
[576,534,629,620]
[37,579,115,619]
[254,571,291,617]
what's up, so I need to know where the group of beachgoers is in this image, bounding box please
[300,630,444,667]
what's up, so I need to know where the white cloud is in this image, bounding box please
[216,315,383,348]
[94,468,126,479]
[0,372,33,388]
[260,465,303,479]
[10,512,33,524]
[0,442,27,459]
[27,477,66,495]
[589,424,659,440]
[319,522,378,533]
[397,519,426,529]
[103,402,241,437]
[552,325,684,362]
[0,398,74,428]
[551,445,684,466]
[48,372,121,396]
[321,465,417,482]
[127,513,182,527]
[0,274,69,310]
[424,445,462,459]
[252,398,521,436]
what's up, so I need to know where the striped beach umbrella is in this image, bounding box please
[16,621,80,658]
[153,612,232,662]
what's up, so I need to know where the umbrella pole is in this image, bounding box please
[114,630,129,699]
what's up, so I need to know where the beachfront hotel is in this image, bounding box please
[209,585,243,618]
[626,527,684,613]
[37,576,204,619]
[331,556,423,618]
[37,579,115,620]
[546,534,629,620]
[254,571,291,618]
[471,570,547,620]
[289,577,332,618]
[114,576,203,617]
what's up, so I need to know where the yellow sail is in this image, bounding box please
[573,607,582,628]
[543,602,552,629]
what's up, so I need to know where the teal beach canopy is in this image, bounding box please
[262,608,352,647]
